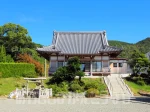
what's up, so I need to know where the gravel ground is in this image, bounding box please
[0,97,150,112]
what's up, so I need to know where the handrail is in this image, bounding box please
[119,75,133,96]
[104,76,113,96]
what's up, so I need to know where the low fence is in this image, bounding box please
[15,88,52,99]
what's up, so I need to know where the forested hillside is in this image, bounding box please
[109,38,150,58]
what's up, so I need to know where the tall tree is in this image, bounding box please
[0,23,35,59]
[0,45,6,62]
[128,50,150,76]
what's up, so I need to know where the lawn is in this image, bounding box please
[0,77,108,97]
[125,80,150,96]
[81,78,108,95]
[0,77,49,96]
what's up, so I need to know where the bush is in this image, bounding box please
[85,88,100,97]
[58,81,69,93]
[84,81,99,90]
[137,80,145,86]
[48,82,69,96]
[17,53,44,76]
[22,72,37,78]
[70,82,84,93]
[0,63,36,78]
[50,67,68,84]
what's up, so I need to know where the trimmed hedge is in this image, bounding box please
[0,63,36,78]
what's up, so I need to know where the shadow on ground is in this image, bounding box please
[115,97,150,104]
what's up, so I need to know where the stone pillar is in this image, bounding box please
[26,80,28,98]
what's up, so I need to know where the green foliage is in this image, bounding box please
[83,78,107,95]
[0,23,32,48]
[66,56,81,80]
[125,79,150,95]
[109,38,150,58]
[20,48,45,64]
[50,67,68,83]
[51,56,84,84]
[48,82,69,96]
[0,45,6,62]
[69,82,84,93]
[137,80,145,86]
[128,50,150,76]
[0,46,14,63]
[85,88,100,97]
[76,71,85,82]
[0,23,44,67]
[84,81,99,90]
[6,55,14,62]
[136,37,150,53]
[0,63,36,78]
[17,53,44,76]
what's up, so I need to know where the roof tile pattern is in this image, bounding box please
[37,31,122,54]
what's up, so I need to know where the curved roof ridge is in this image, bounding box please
[54,31,106,34]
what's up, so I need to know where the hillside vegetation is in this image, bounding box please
[108,38,150,58]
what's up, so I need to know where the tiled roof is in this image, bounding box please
[37,31,122,54]
[37,45,60,52]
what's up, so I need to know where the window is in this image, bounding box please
[58,61,63,68]
[119,63,123,67]
[80,61,90,72]
[113,63,117,67]
[92,61,101,72]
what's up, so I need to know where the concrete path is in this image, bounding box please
[106,75,133,97]
[0,97,150,112]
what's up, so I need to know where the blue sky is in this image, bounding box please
[0,0,150,46]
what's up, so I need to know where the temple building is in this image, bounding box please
[37,31,128,76]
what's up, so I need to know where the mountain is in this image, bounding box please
[135,37,150,53]
[108,38,150,58]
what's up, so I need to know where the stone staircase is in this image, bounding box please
[104,75,133,97]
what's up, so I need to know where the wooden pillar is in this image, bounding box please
[44,59,46,77]
[90,56,93,76]
[56,54,58,68]
[101,54,103,72]
[63,55,65,66]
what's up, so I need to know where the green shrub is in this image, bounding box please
[48,84,62,96]
[137,80,145,86]
[50,67,68,84]
[48,82,69,96]
[85,88,100,97]
[70,83,84,93]
[0,63,36,78]
[58,81,69,93]
[22,72,37,78]
[84,81,99,90]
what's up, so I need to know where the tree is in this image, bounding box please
[0,23,34,59]
[0,45,14,63]
[0,45,6,62]
[128,50,150,76]
[66,56,81,81]
[50,56,85,84]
